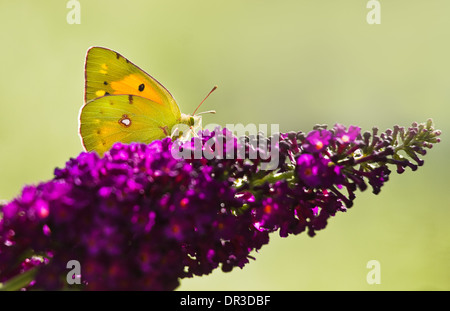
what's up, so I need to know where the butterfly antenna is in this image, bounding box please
[193,85,217,115]
[196,110,216,116]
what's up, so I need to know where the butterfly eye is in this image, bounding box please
[189,117,195,126]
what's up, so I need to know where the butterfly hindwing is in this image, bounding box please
[79,94,179,155]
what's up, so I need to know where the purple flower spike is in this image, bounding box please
[0,120,441,290]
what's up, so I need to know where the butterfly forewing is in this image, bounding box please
[84,46,181,118]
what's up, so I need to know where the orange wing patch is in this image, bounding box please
[109,74,163,104]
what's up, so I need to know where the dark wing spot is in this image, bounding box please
[105,92,110,96]
[128,95,133,104]
[138,83,145,92]
[116,53,120,59]
[103,81,108,85]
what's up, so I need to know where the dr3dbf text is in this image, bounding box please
[180,295,271,308]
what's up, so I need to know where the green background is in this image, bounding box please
[0,0,448,290]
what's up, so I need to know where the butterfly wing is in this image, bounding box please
[84,46,181,119]
[81,47,186,155]
[79,94,180,155]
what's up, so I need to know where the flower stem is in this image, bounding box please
[0,267,37,291]
[252,170,295,187]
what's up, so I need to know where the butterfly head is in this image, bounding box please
[171,114,203,141]
[172,85,217,142]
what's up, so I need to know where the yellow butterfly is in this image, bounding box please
[79,46,211,156]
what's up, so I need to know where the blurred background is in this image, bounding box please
[0,0,448,290]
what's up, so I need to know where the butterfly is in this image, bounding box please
[79,46,213,156]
